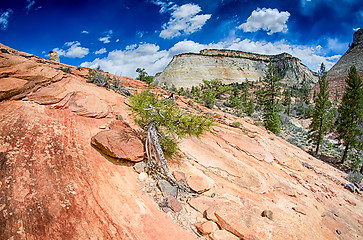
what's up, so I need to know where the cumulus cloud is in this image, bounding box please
[53,41,89,58]
[99,30,113,43]
[95,48,107,55]
[159,3,211,39]
[239,8,290,35]
[81,39,339,78]
[0,9,13,30]
[81,30,89,34]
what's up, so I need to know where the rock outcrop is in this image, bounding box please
[49,50,60,63]
[154,49,318,88]
[1,43,362,240]
[314,29,363,99]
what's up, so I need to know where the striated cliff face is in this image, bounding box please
[1,43,363,239]
[315,29,363,99]
[154,49,318,88]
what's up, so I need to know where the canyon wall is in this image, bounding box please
[154,49,318,88]
[314,29,363,99]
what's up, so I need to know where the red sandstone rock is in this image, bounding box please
[208,230,239,240]
[167,196,183,212]
[173,170,187,181]
[1,43,363,240]
[91,128,145,162]
[196,221,219,235]
[187,174,214,193]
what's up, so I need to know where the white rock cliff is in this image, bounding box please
[154,49,318,88]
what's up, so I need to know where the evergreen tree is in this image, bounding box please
[336,66,363,164]
[136,68,153,84]
[260,63,282,133]
[309,63,333,156]
[283,87,292,116]
[129,90,214,190]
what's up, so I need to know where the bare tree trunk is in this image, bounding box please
[147,122,193,192]
[339,144,349,164]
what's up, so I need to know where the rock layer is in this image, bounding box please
[154,49,317,88]
[0,43,362,240]
[313,29,363,99]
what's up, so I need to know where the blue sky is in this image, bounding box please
[0,0,362,78]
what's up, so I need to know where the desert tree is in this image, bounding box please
[283,87,292,116]
[260,63,282,133]
[136,68,154,84]
[129,90,214,190]
[308,63,333,156]
[336,66,362,164]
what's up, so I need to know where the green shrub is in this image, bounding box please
[129,90,214,157]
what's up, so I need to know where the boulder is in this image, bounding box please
[167,196,183,212]
[187,173,214,193]
[195,221,219,235]
[134,161,146,173]
[173,170,187,182]
[91,123,145,162]
[158,179,177,197]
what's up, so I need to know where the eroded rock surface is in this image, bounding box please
[154,49,318,88]
[1,43,362,240]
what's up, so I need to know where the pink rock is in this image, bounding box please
[173,170,186,182]
[167,196,183,212]
[187,174,214,193]
[91,125,145,162]
[188,196,216,213]
[209,230,239,240]
[196,221,219,235]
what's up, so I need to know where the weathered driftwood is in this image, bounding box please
[146,121,193,192]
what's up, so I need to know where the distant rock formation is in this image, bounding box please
[314,29,363,99]
[49,50,60,63]
[154,49,318,88]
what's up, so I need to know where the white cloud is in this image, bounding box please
[99,30,113,43]
[159,3,211,39]
[53,41,89,58]
[0,9,13,30]
[26,0,35,14]
[95,48,107,55]
[151,0,176,13]
[81,30,89,34]
[81,39,339,78]
[99,36,111,44]
[238,8,290,35]
[327,38,348,52]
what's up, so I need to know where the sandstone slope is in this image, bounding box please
[0,44,362,240]
[154,49,317,88]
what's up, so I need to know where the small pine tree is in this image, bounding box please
[260,63,282,133]
[283,87,292,116]
[336,66,363,164]
[309,63,333,156]
[129,90,214,190]
[136,68,153,84]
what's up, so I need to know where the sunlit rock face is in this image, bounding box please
[314,29,363,100]
[49,51,60,63]
[154,49,318,88]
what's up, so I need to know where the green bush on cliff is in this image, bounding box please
[129,90,214,157]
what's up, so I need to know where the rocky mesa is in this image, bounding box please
[313,29,363,99]
[154,49,318,89]
[0,43,362,240]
